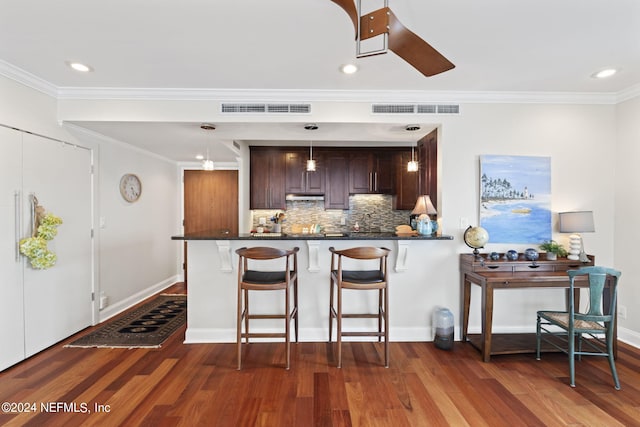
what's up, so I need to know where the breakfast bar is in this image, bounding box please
[172,231,453,344]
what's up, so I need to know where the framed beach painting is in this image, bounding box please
[479,155,552,244]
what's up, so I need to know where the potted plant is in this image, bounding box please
[539,240,567,260]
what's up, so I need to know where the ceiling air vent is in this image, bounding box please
[437,104,460,114]
[372,103,460,115]
[221,103,311,114]
[372,104,416,114]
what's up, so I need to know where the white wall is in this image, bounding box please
[615,96,640,344]
[1,75,181,323]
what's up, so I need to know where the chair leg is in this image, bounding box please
[329,277,334,342]
[244,291,250,344]
[384,286,389,368]
[535,314,541,360]
[607,331,621,390]
[294,278,299,343]
[337,284,342,368]
[568,330,576,388]
[378,289,383,343]
[285,286,291,370]
[237,287,243,370]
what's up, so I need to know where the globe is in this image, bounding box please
[463,226,489,257]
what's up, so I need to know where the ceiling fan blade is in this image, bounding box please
[329,0,358,38]
[387,8,455,76]
[360,7,454,77]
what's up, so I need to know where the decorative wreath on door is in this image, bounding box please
[19,199,63,269]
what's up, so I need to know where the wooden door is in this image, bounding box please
[325,154,349,209]
[184,170,238,281]
[394,150,419,210]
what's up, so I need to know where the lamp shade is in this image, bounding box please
[411,195,437,215]
[558,211,595,233]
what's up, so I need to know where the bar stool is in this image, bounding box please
[328,246,391,368]
[236,246,299,370]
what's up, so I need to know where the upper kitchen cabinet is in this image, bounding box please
[324,152,349,209]
[394,150,420,210]
[417,129,438,210]
[349,150,394,194]
[250,147,286,209]
[285,150,325,194]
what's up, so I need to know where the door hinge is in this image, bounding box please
[182,219,185,226]
[182,263,186,270]
[91,228,94,238]
[91,292,95,301]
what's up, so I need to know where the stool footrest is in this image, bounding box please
[341,331,384,337]
[341,313,384,319]
[242,332,287,339]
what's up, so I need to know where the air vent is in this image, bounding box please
[437,104,460,114]
[221,103,311,114]
[372,104,416,114]
[372,103,460,115]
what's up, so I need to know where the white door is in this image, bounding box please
[0,127,26,370]
[22,133,93,356]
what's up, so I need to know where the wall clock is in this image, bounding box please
[119,173,142,203]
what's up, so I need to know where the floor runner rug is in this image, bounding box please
[65,294,186,348]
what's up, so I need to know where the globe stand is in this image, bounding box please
[472,247,483,259]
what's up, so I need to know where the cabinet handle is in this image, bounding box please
[14,191,21,262]
[373,172,378,192]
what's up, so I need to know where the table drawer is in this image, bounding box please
[513,263,555,272]
[473,264,513,272]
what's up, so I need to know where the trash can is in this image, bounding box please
[433,307,454,350]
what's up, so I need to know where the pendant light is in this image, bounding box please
[405,125,420,172]
[407,143,418,172]
[304,123,318,172]
[201,124,215,171]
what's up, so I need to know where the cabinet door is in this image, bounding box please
[375,154,394,194]
[0,127,25,370]
[349,153,372,193]
[394,150,419,210]
[418,130,438,210]
[251,150,285,209]
[22,133,93,357]
[304,152,325,194]
[325,154,349,209]
[285,151,305,194]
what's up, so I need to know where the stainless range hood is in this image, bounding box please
[286,194,325,201]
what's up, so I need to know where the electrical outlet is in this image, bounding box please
[340,217,346,225]
[618,305,627,320]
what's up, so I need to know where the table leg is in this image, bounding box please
[481,284,494,362]
[462,275,471,342]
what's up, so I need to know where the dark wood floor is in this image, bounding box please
[1,283,639,426]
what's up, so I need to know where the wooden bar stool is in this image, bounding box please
[235,246,299,370]
[329,246,391,368]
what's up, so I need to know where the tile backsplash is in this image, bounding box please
[252,194,412,233]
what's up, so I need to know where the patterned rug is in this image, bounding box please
[65,294,186,348]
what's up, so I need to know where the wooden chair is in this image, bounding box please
[329,246,391,368]
[536,266,621,389]
[236,246,299,370]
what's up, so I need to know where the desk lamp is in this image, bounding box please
[558,211,594,262]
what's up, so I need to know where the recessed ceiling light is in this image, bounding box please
[340,64,358,74]
[195,154,204,160]
[67,61,93,72]
[592,68,617,79]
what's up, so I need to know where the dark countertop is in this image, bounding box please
[172,231,454,241]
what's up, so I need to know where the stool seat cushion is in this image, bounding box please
[337,270,385,283]
[243,270,290,284]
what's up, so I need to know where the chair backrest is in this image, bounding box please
[236,246,299,273]
[329,246,391,276]
[567,266,621,322]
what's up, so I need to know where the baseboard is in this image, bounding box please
[98,275,180,323]
[618,326,640,348]
[184,326,443,344]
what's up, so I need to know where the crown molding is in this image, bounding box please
[1,59,635,105]
[0,60,58,98]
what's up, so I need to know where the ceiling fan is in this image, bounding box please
[330,0,455,77]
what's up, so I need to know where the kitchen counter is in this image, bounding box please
[171,231,454,240]
[175,231,457,345]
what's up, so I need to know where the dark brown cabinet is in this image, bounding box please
[250,148,286,209]
[349,151,394,194]
[285,150,325,194]
[418,129,438,210]
[324,153,349,209]
[394,151,419,210]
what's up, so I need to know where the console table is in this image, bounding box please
[459,253,615,362]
